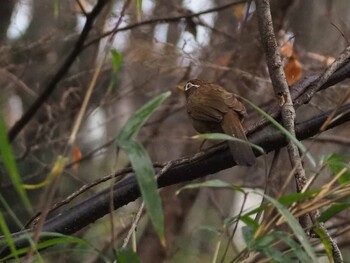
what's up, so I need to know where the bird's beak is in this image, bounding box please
[177,85,185,92]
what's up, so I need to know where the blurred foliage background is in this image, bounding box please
[1,0,350,262]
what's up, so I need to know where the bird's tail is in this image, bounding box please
[221,111,256,166]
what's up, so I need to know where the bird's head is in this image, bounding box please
[177,79,208,97]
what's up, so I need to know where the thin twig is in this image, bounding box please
[255,1,343,261]
[75,0,88,16]
[8,0,110,142]
[1,103,350,259]
[294,45,350,108]
[85,0,247,47]
[255,0,307,200]
[122,202,145,249]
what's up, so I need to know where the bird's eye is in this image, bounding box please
[185,83,192,91]
[185,82,199,91]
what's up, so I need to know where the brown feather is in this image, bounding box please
[183,79,256,166]
[221,111,256,166]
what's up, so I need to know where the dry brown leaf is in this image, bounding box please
[216,53,231,67]
[284,53,302,85]
[73,145,82,172]
[233,3,245,19]
[280,41,294,58]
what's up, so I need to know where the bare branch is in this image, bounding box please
[8,0,110,142]
[85,0,247,47]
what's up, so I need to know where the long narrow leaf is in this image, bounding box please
[257,193,317,262]
[0,211,19,262]
[176,179,245,195]
[116,249,141,263]
[326,153,350,184]
[117,91,171,141]
[24,156,67,189]
[239,97,316,167]
[118,140,164,243]
[116,91,170,244]
[319,203,349,222]
[313,226,333,262]
[192,133,264,153]
[273,231,311,262]
[0,232,88,261]
[0,115,31,210]
[136,0,142,21]
[109,50,123,93]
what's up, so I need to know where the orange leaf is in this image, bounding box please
[73,145,82,172]
[280,41,294,58]
[233,4,245,19]
[216,53,231,67]
[284,53,302,86]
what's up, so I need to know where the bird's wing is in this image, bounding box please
[188,104,223,122]
[187,84,247,122]
[209,84,247,117]
[187,90,225,122]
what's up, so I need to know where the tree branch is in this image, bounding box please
[1,102,350,258]
[85,0,247,47]
[8,0,110,142]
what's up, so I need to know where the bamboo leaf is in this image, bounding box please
[192,133,264,153]
[116,91,171,244]
[256,192,317,262]
[239,97,316,167]
[0,115,31,210]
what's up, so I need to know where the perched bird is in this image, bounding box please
[179,79,256,166]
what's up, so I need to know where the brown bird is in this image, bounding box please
[179,79,256,166]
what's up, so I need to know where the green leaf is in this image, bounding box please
[240,214,260,231]
[109,50,123,93]
[253,233,276,248]
[116,91,171,244]
[37,233,87,248]
[0,115,31,210]
[252,233,293,262]
[0,232,88,261]
[176,179,245,195]
[225,204,267,226]
[313,226,333,262]
[273,231,311,262]
[116,249,141,263]
[261,247,291,262]
[197,225,221,236]
[111,50,122,77]
[242,225,255,249]
[0,211,19,262]
[326,153,350,184]
[248,230,310,262]
[192,133,265,154]
[136,0,142,21]
[54,0,59,17]
[118,140,164,243]
[278,190,318,206]
[319,202,349,222]
[239,97,316,167]
[117,91,171,141]
[257,193,317,262]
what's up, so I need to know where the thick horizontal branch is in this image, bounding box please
[1,102,350,258]
[2,42,350,259]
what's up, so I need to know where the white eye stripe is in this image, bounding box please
[185,82,200,91]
